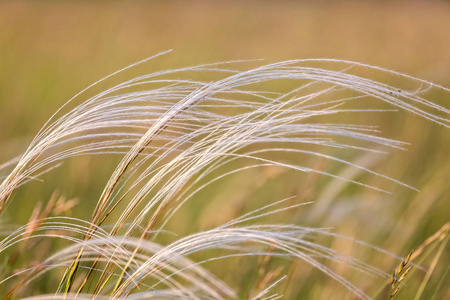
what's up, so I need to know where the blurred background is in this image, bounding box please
[0,1,449,299]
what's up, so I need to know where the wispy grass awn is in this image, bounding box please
[0,51,448,299]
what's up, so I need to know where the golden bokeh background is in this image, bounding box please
[0,1,449,298]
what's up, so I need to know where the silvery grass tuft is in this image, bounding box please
[0,51,448,299]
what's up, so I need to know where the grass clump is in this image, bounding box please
[0,53,449,299]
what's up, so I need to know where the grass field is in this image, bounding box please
[0,1,449,299]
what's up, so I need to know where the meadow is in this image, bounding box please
[0,1,449,299]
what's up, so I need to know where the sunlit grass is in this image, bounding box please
[0,2,449,299]
[0,53,448,299]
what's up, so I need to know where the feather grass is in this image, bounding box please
[0,53,448,299]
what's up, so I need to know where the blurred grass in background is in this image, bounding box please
[0,1,449,299]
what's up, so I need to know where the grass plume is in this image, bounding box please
[0,53,449,299]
